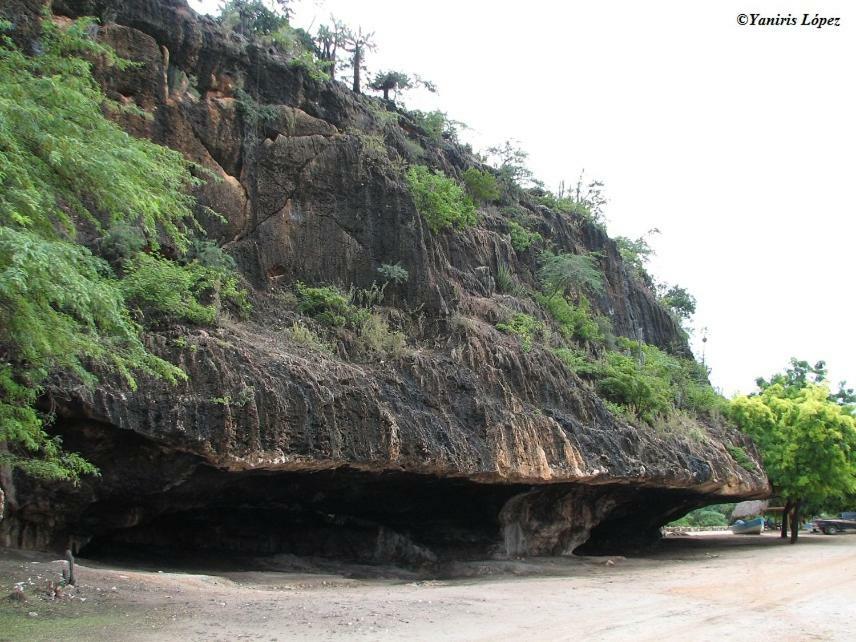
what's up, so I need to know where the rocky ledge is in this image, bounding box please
[0,0,768,565]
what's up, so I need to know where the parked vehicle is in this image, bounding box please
[731,517,764,535]
[811,514,856,535]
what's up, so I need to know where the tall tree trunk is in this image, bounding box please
[382,87,389,101]
[780,499,791,538]
[352,46,362,93]
[790,500,801,544]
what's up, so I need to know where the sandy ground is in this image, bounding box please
[1,532,854,641]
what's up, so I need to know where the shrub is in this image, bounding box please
[287,50,330,82]
[351,282,386,308]
[594,339,725,422]
[99,224,146,262]
[615,234,656,285]
[401,138,425,161]
[295,282,367,327]
[407,109,458,142]
[507,220,542,253]
[538,294,606,345]
[121,253,249,325]
[495,263,515,294]
[185,239,237,272]
[462,167,500,202]
[496,313,543,352]
[359,313,406,358]
[597,351,672,422]
[378,262,409,285]
[552,347,598,376]
[285,320,333,354]
[406,165,477,233]
[538,251,605,297]
[670,509,729,528]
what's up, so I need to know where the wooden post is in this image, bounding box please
[64,549,76,586]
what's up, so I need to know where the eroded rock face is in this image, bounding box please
[0,0,770,563]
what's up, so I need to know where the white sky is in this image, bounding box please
[190,0,855,396]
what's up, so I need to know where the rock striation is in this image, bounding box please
[0,0,769,563]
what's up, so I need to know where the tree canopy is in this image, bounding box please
[731,360,856,542]
[368,70,436,102]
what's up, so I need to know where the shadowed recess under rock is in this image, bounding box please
[3,421,714,566]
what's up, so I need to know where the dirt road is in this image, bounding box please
[2,532,854,641]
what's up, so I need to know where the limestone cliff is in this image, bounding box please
[1,0,769,562]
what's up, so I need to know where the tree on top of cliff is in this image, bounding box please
[731,363,856,543]
[486,140,533,196]
[340,26,376,94]
[218,0,291,37]
[659,285,697,321]
[369,70,437,103]
[315,19,347,81]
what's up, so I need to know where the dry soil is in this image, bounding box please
[1,531,853,641]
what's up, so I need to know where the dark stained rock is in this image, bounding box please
[0,0,770,563]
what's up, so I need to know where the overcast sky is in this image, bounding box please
[190,0,855,396]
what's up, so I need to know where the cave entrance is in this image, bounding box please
[77,466,529,566]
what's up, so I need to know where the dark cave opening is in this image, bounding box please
[77,466,531,565]
[5,419,724,567]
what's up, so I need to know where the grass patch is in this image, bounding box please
[0,605,150,641]
[496,313,543,352]
[285,320,333,354]
[358,313,407,358]
[727,445,757,471]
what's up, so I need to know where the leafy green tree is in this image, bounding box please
[615,228,659,286]
[660,284,697,321]
[731,369,856,543]
[756,358,855,407]
[0,15,233,481]
[218,0,291,37]
[486,140,533,194]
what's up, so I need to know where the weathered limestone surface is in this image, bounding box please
[0,0,769,562]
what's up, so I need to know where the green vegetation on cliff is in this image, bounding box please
[406,165,477,233]
[0,15,243,481]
